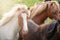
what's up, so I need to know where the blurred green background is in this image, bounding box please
[0,0,44,18]
[0,0,59,22]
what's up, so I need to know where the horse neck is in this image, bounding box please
[0,15,20,40]
[0,9,17,26]
[32,11,48,25]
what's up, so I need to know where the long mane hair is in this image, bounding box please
[0,4,28,26]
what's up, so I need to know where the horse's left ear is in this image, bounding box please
[50,2,56,6]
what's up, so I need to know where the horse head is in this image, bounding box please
[46,1,59,20]
[29,1,59,25]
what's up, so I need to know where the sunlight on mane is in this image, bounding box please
[0,4,28,26]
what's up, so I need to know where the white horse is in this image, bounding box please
[0,4,30,40]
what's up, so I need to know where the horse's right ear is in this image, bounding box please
[50,2,56,6]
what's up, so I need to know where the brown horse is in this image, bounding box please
[18,1,60,40]
[30,1,59,25]
[29,2,60,40]
[28,1,60,40]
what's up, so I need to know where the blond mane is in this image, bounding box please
[0,4,28,26]
[30,2,47,18]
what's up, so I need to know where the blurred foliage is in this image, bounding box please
[0,0,59,20]
[45,17,52,23]
[0,0,43,19]
[0,0,18,19]
[52,0,60,2]
[17,0,43,7]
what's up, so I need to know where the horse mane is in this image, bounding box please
[30,2,48,18]
[30,1,59,18]
[36,1,59,14]
[0,4,28,26]
[0,10,16,26]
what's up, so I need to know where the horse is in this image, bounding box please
[26,2,60,40]
[18,1,60,40]
[18,2,47,40]
[0,4,30,40]
[30,1,59,25]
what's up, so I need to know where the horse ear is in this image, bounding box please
[51,2,54,6]
[50,2,56,6]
